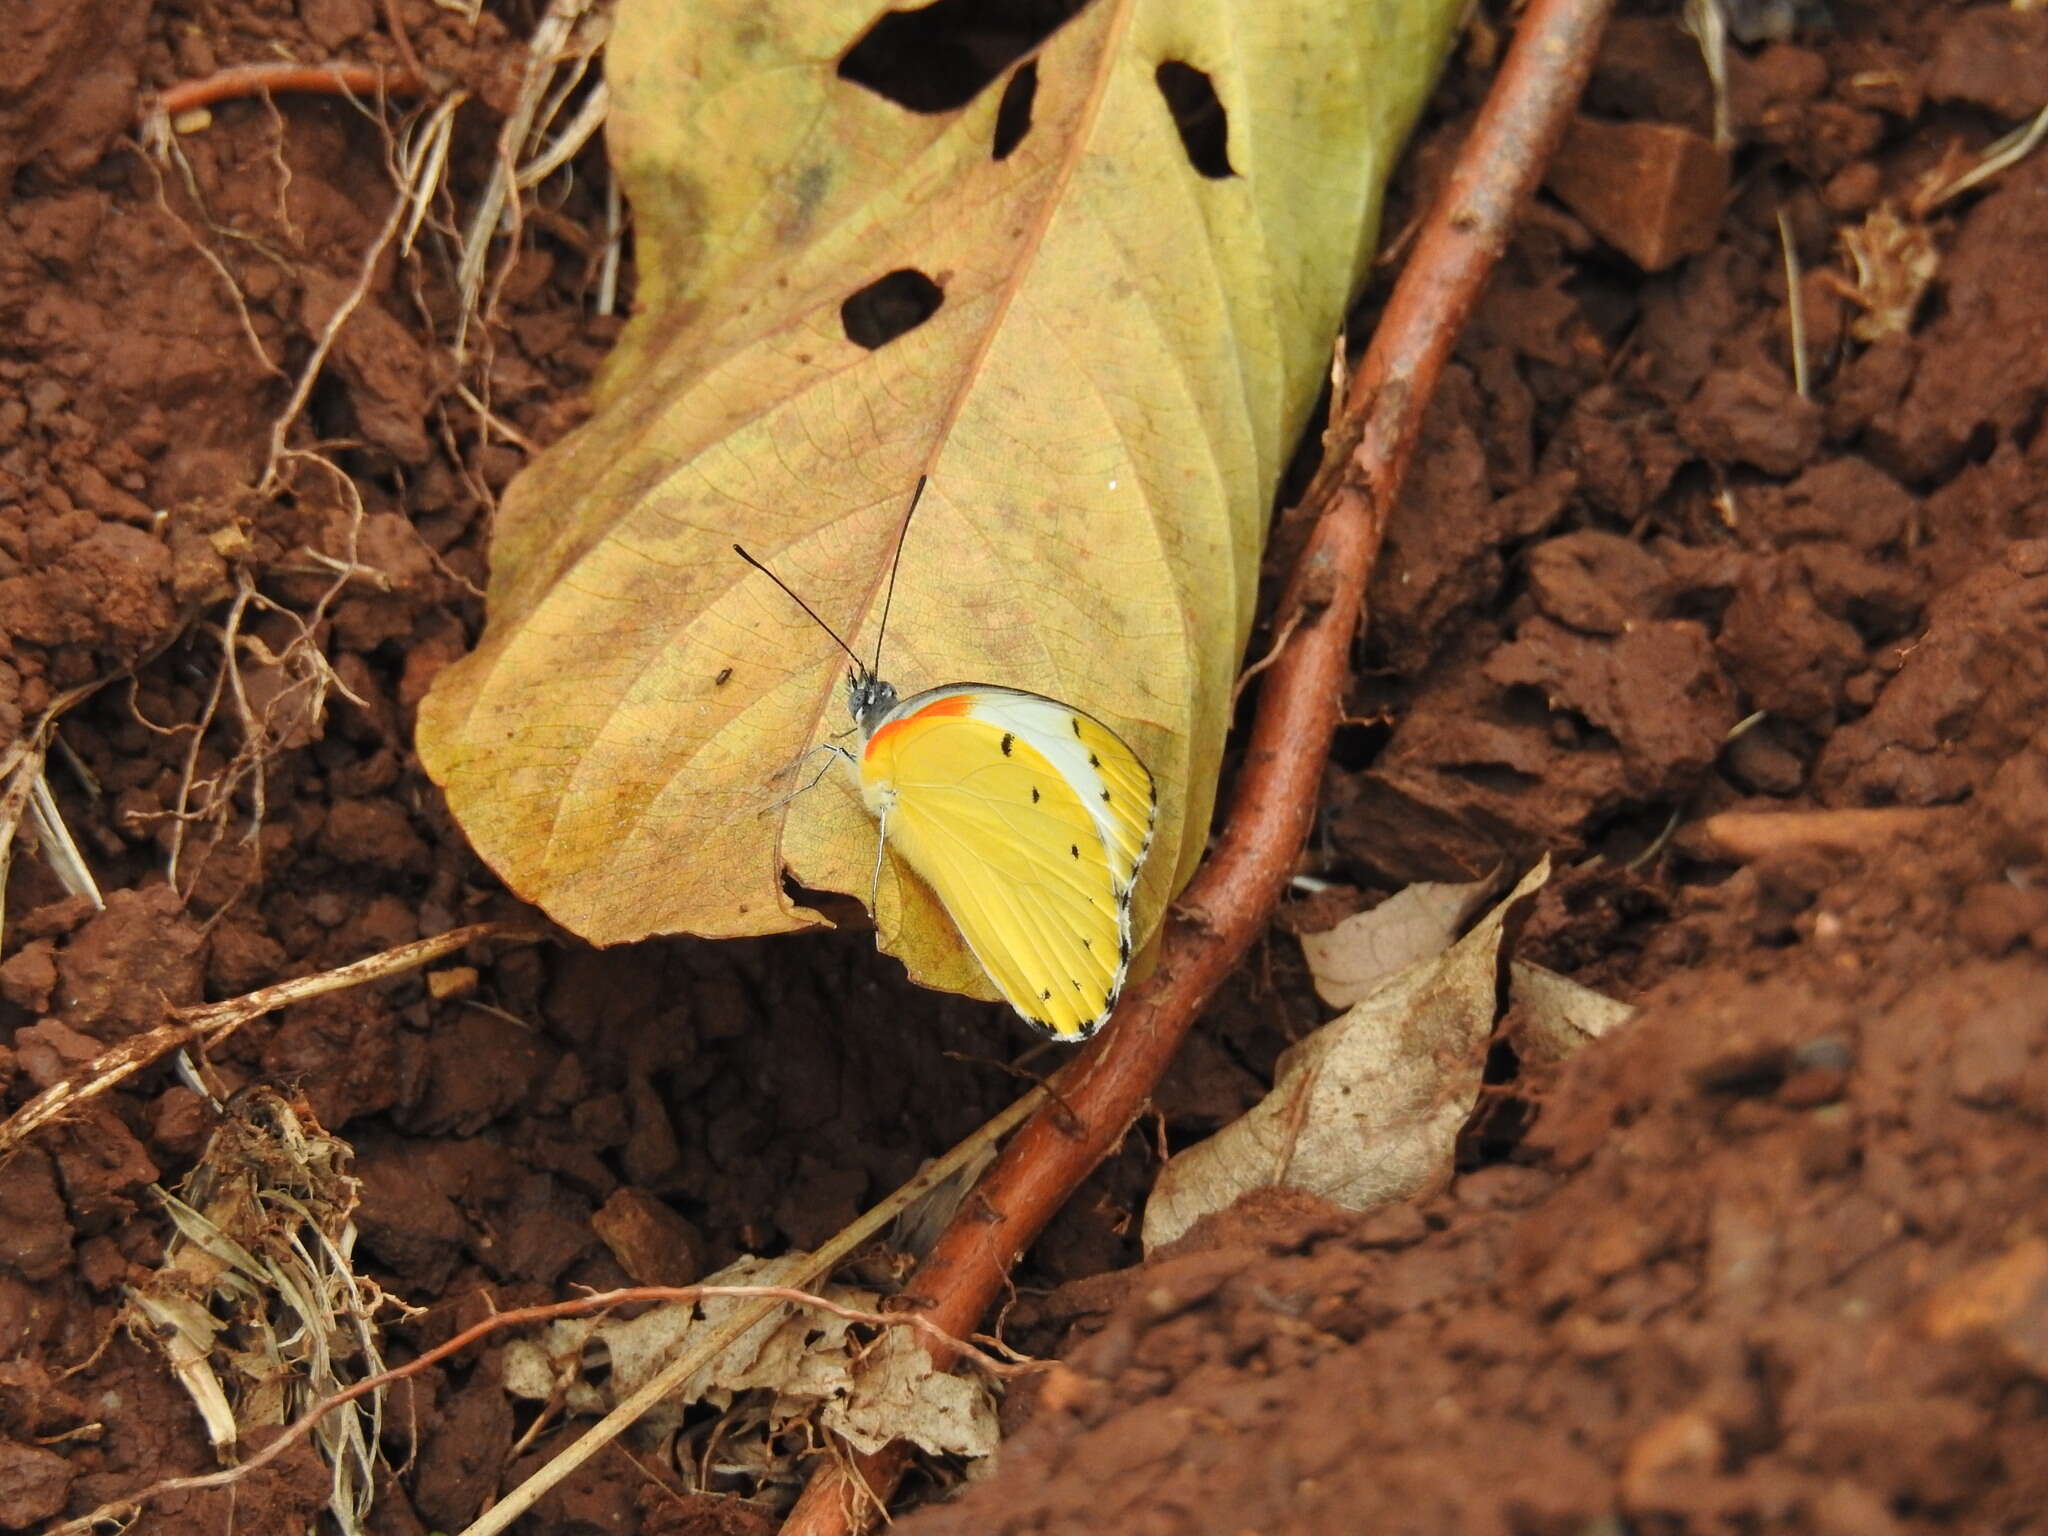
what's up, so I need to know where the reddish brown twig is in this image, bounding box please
[52,1282,1033,1535]
[154,62,426,121]
[777,0,1615,1530]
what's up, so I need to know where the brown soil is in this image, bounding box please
[3,3,2046,1534]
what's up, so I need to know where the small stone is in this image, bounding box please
[0,1438,74,1527]
[1725,724,1806,796]
[1545,116,1729,272]
[0,941,57,1013]
[590,1188,706,1287]
[1621,1410,1723,1512]
[1919,1237,2048,1375]
[428,966,480,1001]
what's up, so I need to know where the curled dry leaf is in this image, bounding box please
[1835,202,1938,343]
[416,0,1461,1000]
[1507,958,1638,1065]
[1142,860,1552,1252]
[500,1256,998,1460]
[1298,874,1501,1008]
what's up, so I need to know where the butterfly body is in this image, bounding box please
[733,481,1156,1042]
[848,677,1156,1040]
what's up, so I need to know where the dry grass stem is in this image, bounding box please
[0,737,52,955]
[1230,608,1304,711]
[138,145,287,378]
[1701,805,1967,859]
[1778,207,1809,398]
[597,168,624,315]
[0,923,532,1157]
[1681,0,1733,149]
[1917,102,2048,213]
[398,92,467,255]
[26,768,104,908]
[0,681,104,951]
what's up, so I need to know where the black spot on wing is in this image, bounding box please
[1088,752,1100,767]
[1040,988,1051,1001]
[1100,788,1111,803]
[1071,716,1082,737]
[1031,786,1040,803]
[1001,732,1014,756]
[1070,844,1080,860]
[1118,935,1131,963]
[1082,937,1092,949]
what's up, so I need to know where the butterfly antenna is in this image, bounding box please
[732,544,867,673]
[870,475,928,677]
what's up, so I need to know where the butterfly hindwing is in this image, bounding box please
[860,686,1156,1039]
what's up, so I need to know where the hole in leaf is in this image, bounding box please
[992,60,1038,159]
[1154,60,1236,179]
[839,274,942,354]
[839,0,1087,115]
[841,268,945,350]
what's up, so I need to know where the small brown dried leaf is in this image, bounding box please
[1297,874,1499,1008]
[1143,860,1550,1251]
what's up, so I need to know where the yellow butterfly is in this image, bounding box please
[737,481,1156,1040]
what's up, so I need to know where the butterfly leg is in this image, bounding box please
[764,743,855,811]
[869,809,888,918]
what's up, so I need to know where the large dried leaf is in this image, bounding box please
[417,0,1459,996]
[1142,860,1551,1251]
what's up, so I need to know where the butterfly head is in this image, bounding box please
[848,667,898,735]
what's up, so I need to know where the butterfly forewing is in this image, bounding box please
[860,686,1155,1039]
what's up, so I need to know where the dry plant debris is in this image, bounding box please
[502,1253,999,1480]
[55,1278,1027,1536]
[459,1085,1047,1534]
[127,1087,404,1535]
[67,1,616,924]
[416,0,1466,1004]
[1833,202,1939,343]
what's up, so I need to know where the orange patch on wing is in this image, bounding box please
[865,691,975,758]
